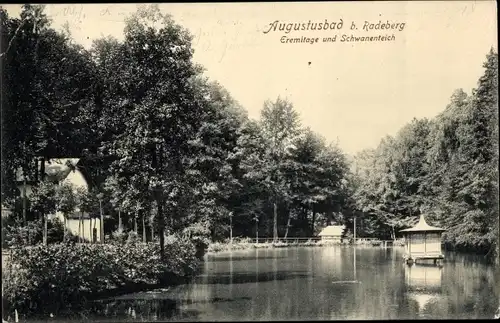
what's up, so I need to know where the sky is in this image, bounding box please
[3,2,498,155]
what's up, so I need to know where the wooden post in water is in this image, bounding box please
[353,216,356,245]
[354,245,357,281]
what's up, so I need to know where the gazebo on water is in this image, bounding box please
[400,214,446,265]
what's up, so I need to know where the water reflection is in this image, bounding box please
[206,255,287,262]
[19,247,498,321]
[193,270,310,285]
[404,263,442,316]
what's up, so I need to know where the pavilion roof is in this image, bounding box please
[318,225,346,237]
[400,214,446,233]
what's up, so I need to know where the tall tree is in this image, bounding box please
[97,4,208,257]
[258,97,301,241]
[56,182,78,240]
[1,4,98,224]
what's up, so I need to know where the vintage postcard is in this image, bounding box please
[1,1,498,322]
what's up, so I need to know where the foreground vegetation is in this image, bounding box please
[2,235,201,319]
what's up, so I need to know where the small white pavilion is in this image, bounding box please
[400,214,446,264]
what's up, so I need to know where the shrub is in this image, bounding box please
[126,230,140,245]
[272,241,289,248]
[238,237,253,244]
[2,217,77,248]
[110,228,128,244]
[182,222,211,259]
[2,235,200,318]
[207,242,226,253]
[303,239,318,246]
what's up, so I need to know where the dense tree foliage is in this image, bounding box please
[1,5,497,262]
[353,49,498,260]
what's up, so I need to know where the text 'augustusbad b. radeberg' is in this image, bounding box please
[262,19,406,44]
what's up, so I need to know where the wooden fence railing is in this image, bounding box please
[246,237,405,244]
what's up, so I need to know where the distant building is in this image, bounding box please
[8,158,102,243]
[318,225,346,243]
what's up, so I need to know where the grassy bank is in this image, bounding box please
[207,238,405,253]
[2,235,201,320]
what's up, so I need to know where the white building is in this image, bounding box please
[12,158,102,243]
[318,225,346,243]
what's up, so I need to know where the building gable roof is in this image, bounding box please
[318,225,346,237]
[400,214,446,233]
[16,158,81,183]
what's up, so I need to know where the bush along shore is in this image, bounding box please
[1,235,204,320]
[207,238,405,253]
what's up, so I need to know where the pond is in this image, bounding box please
[33,246,500,321]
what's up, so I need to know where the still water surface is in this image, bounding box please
[49,247,500,321]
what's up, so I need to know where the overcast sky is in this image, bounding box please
[3,2,497,155]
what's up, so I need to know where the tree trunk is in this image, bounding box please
[229,212,233,245]
[273,201,278,242]
[157,201,165,258]
[284,208,291,239]
[311,205,316,236]
[301,207,307,237]
[497,243,499,267]
[22,174,28,244]
[22,177,27,226]
[150,222,154,242]
[99,199,104,244]
[34,159,39,183]
[82,215,85,242]
[353,216,357,245]
[327,208,334,225]
[255,219,259,243]
[41,157,47,245]
[43,214,48,245]
[118,210,122,231]
[134,212,138,234]
[78,212,82,243]
[63,216,67,241]
[40,157,45,180]
[142,214,146,243]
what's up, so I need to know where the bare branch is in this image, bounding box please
[0,18,26,58]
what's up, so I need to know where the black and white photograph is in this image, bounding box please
[1,1,498,321]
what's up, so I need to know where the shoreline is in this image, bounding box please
[207,240,405,254]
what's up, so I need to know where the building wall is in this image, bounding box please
[67,216,101,243]
[9,166,99,242]
[1,206,13,218]
[424,233,441,254]
[407,232,442,255]
[54,168,97,241]
[409,233,426,254]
